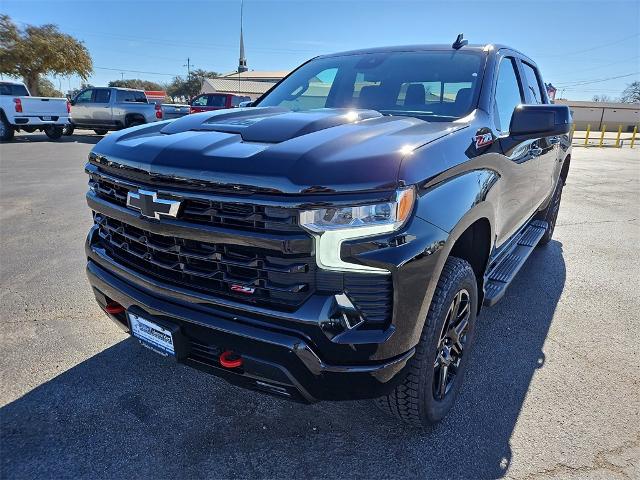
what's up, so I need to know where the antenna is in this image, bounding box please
[452,33,468,50]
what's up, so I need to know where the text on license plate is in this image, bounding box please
[129,312,175,356]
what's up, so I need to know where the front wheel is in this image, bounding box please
[43,125,63,140]
[0,114,14,142]
[376,257,478,427]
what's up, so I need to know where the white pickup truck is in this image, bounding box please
[0,81,70,141]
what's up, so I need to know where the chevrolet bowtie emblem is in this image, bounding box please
[126,189,181,220]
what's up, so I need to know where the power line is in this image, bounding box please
[94,66,178,76]
[535,33,640,58]
[555,72,639,87]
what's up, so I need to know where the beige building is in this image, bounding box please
[201,70,290,101]
[555,99,639,132]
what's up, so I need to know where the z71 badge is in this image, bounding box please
[475,132,493,148]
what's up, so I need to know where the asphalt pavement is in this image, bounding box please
[1,131,638,479]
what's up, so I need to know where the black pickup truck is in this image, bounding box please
[84,38,571,426]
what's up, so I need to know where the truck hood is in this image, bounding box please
[91,107,465,194]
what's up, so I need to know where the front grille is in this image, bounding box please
[94,214,315,310]
[344,274,393,327]
[89,176,302,233]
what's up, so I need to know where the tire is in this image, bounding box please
[43,125,63,140]
[537,178,564,246]
[93,129,108,135]
[0,113,14,142]
[375,257,478,427]
[63,124,74,136]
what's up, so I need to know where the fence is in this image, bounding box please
[570,123,638,148]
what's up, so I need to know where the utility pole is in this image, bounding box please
[184,58,192,80]
[120,72,124,81]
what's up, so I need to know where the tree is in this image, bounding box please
[592,94,612,102]
[0,15,92,95]
[620,81,640,103]
[108,78,163,91]
[166,69,220,102]
[36,76,63,97]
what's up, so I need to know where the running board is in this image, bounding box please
[483,220,548,306]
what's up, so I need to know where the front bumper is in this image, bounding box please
[87,257,414,402]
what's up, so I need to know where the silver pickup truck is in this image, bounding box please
[67,87,188,135]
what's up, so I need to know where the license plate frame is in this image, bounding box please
[129,312,176,357]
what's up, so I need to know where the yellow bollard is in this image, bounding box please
[570,123,576,141]
[599,125,606,147]
[615,125,623,148]
[584,124,591,146]
[631,125,637,149]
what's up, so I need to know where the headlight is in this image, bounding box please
[299,187,415,273]
[300,187,415,232]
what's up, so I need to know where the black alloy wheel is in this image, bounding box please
[433,288,470,400]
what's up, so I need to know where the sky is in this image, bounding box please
[2,0,639,101]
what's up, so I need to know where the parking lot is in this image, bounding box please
[1,132,638,479]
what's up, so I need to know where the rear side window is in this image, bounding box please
[94,89,111,103]
[494,57,523,132]
[231,95,242,107]
[0,83,29,96]
[521,62,545,104]
[207,95,227,107]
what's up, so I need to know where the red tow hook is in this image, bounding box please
[219,351,243,369]
[105,302,125,315]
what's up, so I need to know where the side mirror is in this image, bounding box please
[509,104,571,139]
[69,99,76,106]
[239,100,254,108]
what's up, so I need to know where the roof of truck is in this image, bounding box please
[318,43,517,57]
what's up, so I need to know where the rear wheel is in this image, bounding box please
[63,124,74,136]
[93,129,108,135]
[125,116,145,128]
[0,114,14,142]
[376,257,478,427]
[43,125,63,140]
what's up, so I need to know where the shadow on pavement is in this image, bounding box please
[0,242,566,480]
[9,132,102,145]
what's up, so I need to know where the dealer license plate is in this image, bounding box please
[129,312,175,356]
[42,116,52,121]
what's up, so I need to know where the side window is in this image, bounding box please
[521,62,545,104]
[94,89,111,103]
[494,57,523,132]
[231,96,241,107]
[192,95,208,106]
[75,89,93,103]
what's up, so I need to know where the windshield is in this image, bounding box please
[257,50,485,121]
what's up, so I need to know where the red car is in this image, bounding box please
[190,93,252,113]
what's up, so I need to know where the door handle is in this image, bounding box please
[549,136,560,145]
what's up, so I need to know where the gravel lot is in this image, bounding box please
[1,132,639,480]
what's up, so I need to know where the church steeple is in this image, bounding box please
[238,0,248,73]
